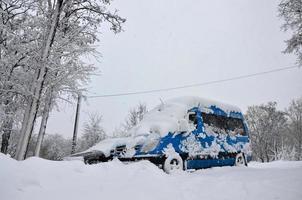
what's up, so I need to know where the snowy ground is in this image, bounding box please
[0,154,302,200]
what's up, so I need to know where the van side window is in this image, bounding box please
[201,113,246,136]
[227,118,245,136]
[202,113,226,132]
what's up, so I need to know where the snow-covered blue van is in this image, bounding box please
[70,96,251,173]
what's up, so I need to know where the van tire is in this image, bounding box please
[163,153,184,174]
[235,153,247,167]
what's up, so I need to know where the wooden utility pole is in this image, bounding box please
[71,94,82,154]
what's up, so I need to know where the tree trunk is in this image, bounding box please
[0,97,16,154]
[34,90,52,157]
[1,117,13,154]
[16,0,64,160]
[298,140,302,161]
[15,100,31,159]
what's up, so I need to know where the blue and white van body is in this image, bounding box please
[71,97,251,171]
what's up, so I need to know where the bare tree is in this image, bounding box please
[124,103,148,131]
[113,103,147,137]
[77,112,106,151]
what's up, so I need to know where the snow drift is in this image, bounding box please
[1,153,302,200]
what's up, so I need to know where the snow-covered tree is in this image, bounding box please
[246,102,288,162]
[0,0,126,160]
[77,112,106,151]
[2,130,71,160]
[0,0,37,154]
[38,134,71,161]
[279,0,302,65]
[286,97,302,160]
[1,128,22,157]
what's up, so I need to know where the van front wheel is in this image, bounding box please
[163,154,184,174]
[235,153,247,167]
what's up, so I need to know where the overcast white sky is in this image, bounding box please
[46,0,302,138]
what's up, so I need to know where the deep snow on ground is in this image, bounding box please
[0,154,302,200]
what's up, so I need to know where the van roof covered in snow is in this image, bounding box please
[129,96,243,137]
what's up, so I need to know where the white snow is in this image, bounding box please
[129,96,242,137]
[1,153,302,200]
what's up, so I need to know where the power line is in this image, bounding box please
[88,65,300,98]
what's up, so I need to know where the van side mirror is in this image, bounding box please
[188,111,197,125]
[178,119,189,132]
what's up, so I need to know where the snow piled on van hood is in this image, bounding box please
[129,96,241,137]
[71,136,146,157]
